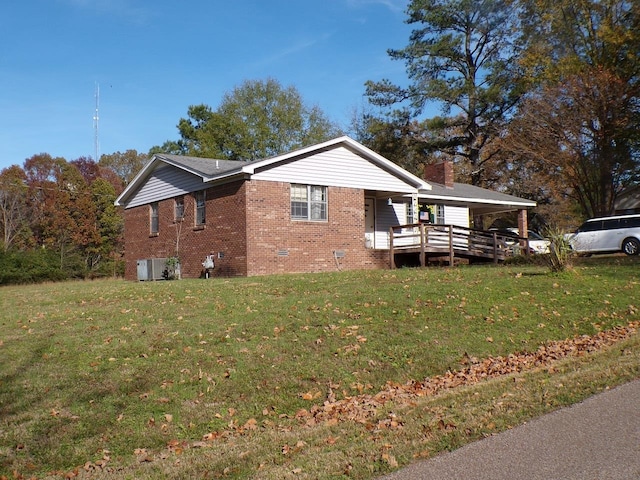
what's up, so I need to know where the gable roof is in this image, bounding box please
[157,154,246,178]
[114,136,536,213]
[115,136,432,207]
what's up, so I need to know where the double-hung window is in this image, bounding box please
[291,184,327,221]
[175,196,184,221]
[195,191,206,225]
[406,200,414,225]
[150,202,159,234]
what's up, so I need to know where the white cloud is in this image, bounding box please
[253,33,333,67]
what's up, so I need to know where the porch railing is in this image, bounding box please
[389,224,531,267]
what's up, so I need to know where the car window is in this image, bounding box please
[620,217,640,228]
[602,219,620,230]
[579,220,603,232]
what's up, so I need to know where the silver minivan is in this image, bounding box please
[567,214,640,255]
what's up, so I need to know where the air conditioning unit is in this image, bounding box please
[136,258,168,281]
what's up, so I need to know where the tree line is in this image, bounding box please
[1,0,638,283]
[0,79,342,284]
[362,0,640,227]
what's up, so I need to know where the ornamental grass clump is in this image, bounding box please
[544,228,574,272]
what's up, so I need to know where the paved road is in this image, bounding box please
[379,380,640,480]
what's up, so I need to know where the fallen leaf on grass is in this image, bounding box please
[243,418,258,430]
[381,453,398,467]
[301,390,322,401]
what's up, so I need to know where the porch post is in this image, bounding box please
[411,193,419,223]
[517,209,529,254]
[389,227,396,269]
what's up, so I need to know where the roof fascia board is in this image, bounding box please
[419,192,536,208]
[115,154,219,206]
[115,155,161,206]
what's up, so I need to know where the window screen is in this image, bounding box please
[175,197,184,220]
[150,203,159,234]
[291,184,327,221]
[195,191,206,225]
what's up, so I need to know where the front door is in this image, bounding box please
[364,197,375,248]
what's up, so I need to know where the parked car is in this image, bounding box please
[507,229,551,254]
[490,228,550,254]
[565,214,640,255]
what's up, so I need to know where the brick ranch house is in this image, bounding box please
[115,136,536,279]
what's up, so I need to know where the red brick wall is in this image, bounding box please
[123,179,389,279]
[123,181,248,280]
[245,181,388,276]
[424,161,454,188]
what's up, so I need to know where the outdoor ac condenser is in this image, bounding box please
[136,258,167,281]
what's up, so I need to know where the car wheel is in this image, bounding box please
[622,237,640,256]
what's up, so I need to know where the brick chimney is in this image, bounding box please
[424,161,454,188]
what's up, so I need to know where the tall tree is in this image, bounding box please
[503,67,639,219]
[89,178,123,274]
[350,107,433,176]
[366,0,523,186]
[23,153,65,248]
[0,166,30,251]
[153,78,342,161]
[509,0,640,218]
[99,150,148,186]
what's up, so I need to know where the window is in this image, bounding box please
[406,200,414,225]
[291,184,327,221]
[175,196,184,220]
[603,219,620,230]
[435,205,445,224]
[150,202,159,234]
[579,220,603,232]
[621,217,640,228]
[195,191,206,225]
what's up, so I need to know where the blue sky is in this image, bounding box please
[0,0,415,170]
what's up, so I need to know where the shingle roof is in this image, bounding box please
[420,182,536,207]
[155,154,248,178]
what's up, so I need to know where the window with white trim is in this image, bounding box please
[435,204,445,224]
[406,200,414,225]
[195,191,206,225]
[291,184,327,221]
[150,202,159,234]
[175,196,184,221]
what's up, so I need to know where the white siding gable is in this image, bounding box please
[125,164,206,209]
[251,146,418,193]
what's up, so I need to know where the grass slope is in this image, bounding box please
[1,256,639,479]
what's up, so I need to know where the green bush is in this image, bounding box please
[0,249,68,284]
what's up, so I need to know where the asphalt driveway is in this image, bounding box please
[379,379,640,480]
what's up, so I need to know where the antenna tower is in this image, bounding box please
[93,83,100,161]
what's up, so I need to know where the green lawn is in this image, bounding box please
[1,256,639,479]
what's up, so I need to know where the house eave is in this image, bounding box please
[419,192,536,208]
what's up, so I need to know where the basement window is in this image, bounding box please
[291,184,327,221]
